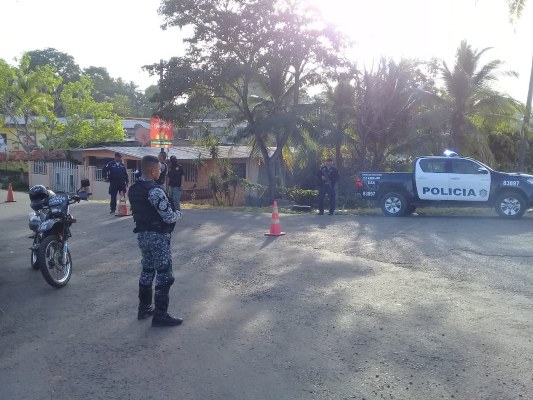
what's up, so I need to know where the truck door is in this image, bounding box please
[415,158,451,200]
[448,158,491,202]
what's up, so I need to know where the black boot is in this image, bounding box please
[152,313,183,327]
[152,290,182,327]
[138,285,154,320]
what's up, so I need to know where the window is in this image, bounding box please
[452,159,483,174]
[182,163,197,182]
[32,161,48,175]
[419,159,447,173]
[232,163,246,179]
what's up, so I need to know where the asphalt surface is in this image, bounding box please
[0,188,532,400]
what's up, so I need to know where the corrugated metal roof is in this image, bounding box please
[82,145,253,160]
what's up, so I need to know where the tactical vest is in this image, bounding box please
[128,180,175,233]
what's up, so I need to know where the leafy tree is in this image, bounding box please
[154,0,346,199]
[83,66,115,102]
[59,76,124,148]
[83,66,151,117]
[422,41,519,164]
[346,58,433,170]
[0,55,59,153]
[110,94,133,116]
[0,58,124,155]
[26,48,81,84]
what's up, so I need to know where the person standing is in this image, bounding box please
[102,152,129,214]
[128,155,183,327]
[167,155,184,211]
[155,151,168,187]
[317,157,339,215]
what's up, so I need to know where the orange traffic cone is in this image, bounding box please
[115,191,129,217]
[264,201,285,236]
[5,183,16,202]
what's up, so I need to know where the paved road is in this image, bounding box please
[0,189,532,400]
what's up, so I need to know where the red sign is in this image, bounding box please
[149,117,174,148]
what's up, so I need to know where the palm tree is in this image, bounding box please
[507,0,528,23]
[427,41,519,163]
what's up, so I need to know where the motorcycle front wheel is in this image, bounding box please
[37,235,72,288]
[31,249,39,270]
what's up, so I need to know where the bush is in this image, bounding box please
[283,187,318,206]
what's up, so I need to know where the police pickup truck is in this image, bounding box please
[355,153,533,219]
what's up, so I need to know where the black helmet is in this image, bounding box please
[29,185,50,211]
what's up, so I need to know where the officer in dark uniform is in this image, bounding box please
[317,157,340,215]
[155,150,168,186]
[102,152,129,214]
[128,155,183,327]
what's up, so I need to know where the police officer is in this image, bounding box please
[128,155,183,327]
[102,152,129,214]
[155,150,168,186]
[167,155,184,211]
[317,157,339,215]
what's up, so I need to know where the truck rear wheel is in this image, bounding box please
[381,192,409,217]
[494,191,527,219]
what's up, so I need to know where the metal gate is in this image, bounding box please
[51,161,78,194]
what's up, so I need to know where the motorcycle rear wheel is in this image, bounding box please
[38,235,72,288]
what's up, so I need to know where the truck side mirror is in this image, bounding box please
[477,167,488,174]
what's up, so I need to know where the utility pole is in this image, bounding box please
[159,59,165,155]
[518,56,533,172]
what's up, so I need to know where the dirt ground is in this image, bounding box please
[0,188,532,400]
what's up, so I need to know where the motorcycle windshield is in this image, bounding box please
[48,193,69,215]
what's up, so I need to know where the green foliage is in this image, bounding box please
[0,58,124,155]
[26,48,81,84]
[208,172,224,205]
[0,55,59,153]
[282,187,318,206]
[431,40,519,164]
[156,0,348,201]
[241,179,267,198]
[110,94,133,116]
[83,65,151,117]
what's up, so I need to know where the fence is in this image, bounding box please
[28,161,110,199]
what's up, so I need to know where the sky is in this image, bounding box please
[1,0,532,102]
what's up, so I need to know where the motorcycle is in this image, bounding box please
[28,180,89,288]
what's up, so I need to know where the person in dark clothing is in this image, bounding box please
[317,157,339,215]
[102,152,129,214]
[155,151,168,186]
[167,155,185,211]
[128,155,183,327]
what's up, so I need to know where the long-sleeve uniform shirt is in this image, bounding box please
[140,176,181,224]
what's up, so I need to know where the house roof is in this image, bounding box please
[82,145,254,160]
[3,116,151,130]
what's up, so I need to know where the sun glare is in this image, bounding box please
[306,0,532,99]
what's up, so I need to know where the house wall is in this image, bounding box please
[28,160,252,206]
[0,127,32,160]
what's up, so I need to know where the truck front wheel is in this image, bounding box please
[494,191,527,219]
[381,192,409,217]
